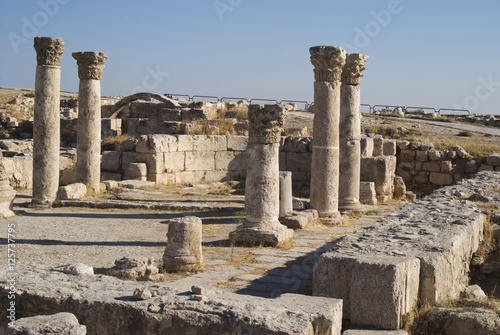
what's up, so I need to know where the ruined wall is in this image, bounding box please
[395,140,500,195]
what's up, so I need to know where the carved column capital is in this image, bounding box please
[309,45,346,82]
[248,104,287,144]
[34,37,64,66]
[72,52,108,80]
[341,53,369,85]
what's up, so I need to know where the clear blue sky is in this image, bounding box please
[1,0,500,114]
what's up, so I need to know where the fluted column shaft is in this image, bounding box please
[309,46,346,224]
[33,37,64,205]
[73,52,107,194]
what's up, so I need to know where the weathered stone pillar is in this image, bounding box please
[163,216,203,272]
[339,53,369,212]
[73,51,107,194]
[279,171,293,218]
[309,46,346,224]
[33,37,64,205]
[232,104,293,246]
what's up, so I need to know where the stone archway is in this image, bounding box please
[108,92,180,119]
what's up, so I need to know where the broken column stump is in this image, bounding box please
[163,216,203,272]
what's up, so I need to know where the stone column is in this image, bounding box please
[73,52,107,194]
[309,45,346,224]
[32,37,64,205]
[339,53,369,212]
[163,216,203,272]
[231,104,293,246]
[279,171,293,217]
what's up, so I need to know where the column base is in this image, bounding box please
[317,211,341,225]
[339,199,361,213]
[230,220,294,247]
[163,254,203,272]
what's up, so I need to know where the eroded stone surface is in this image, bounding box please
[4,312,86,335]
[314,171,499,330]
[163,216,203,271]
[0,265,343,335]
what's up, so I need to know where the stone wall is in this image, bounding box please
[101,134,399,202]
[314,171,499,330]
[395,140,500,195]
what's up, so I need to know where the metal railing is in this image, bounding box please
[164,93,470,115]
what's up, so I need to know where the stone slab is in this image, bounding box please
[0,265,343,335]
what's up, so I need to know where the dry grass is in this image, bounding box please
[191,118,237,135]
[415,135,500,158]
[101,134,135,152]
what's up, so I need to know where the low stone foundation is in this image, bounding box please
[0,265,343,335]
[313,171,499,330]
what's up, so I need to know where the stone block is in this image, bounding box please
[396,140,410,150]
[101,151,122,172]
[422,161,440,172]
[280,209,318,229]
[372,136,384,156]
[106,256,159,281]
[429,172,453,185]
[360,156,397,196]
[59,183,87,200]
[314,254,420,330]
[487,153,500,166]
[412,308,500,335]
[286,152,311,172]
[399,161,414,170]
[175,171,207,185]
[465,160,478,174]
[185,151,215,171]
[361,136,374,157]
[393,175,406,199]
[149,173,175,185]
[122,152,164,175]
[415,161,423,170]
[420,142,434,151]
[215,151,247,171]
[415,150,428,162]
[479,164,495,172]
[383,140,397,156]
[164,152,185,173]
[415,173,428,184]
[136,134,178,153]
[359,181,377,205]
[123,163,147,181]
[399,149,415,161]
[190,135,227,151]
[177,135,194,151]
[4,312,87,335]
[227,136,248,151]
[60,167,77,186]
[428,150,442,161]
[441,161,453,173]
